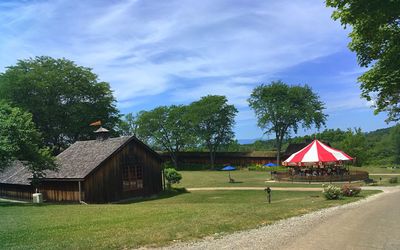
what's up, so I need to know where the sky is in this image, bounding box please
[0,0,396,141]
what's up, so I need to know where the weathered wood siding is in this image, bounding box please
[83,140,162,203]
[0,184,33,200]
[0,139,162,203]
[161,152,280,167]
[40,181,81,202]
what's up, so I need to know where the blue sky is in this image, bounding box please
[0,0,395,140]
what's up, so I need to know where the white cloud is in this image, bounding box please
[0,0,348,107]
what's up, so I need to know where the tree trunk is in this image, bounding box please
[276,135,282,166]
[170,152,179,169]
[209,146,215,169]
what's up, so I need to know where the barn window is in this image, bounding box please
[122,155,143,191]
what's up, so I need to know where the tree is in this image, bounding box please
[326,0,400,122]
[0,102,56,188]
[391,124,400,164]
[339,128,368,166]
[117,112,142,136]
[0,56,120,154]
[164,168,182,189]
[136,105,194,168]
[248,81,327,165]
[188,95,238,168]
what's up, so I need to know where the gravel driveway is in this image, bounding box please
[145,186,400,250]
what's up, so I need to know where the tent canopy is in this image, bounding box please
[283,140,353,167]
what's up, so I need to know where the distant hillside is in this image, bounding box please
[236,125,399,166]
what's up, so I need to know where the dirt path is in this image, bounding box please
[150,187,400,250]
[369,173,400,175]
[187,187,322,191]
[187,186,392,192]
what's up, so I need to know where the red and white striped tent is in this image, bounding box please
[282,140,353,167]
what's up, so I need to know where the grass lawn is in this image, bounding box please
[176,170,332,188]
[349,165,400,174]
[0,189,379,249]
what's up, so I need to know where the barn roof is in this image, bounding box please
[0,136,162,185]
[45,136,132,179]
[0,161,31,185]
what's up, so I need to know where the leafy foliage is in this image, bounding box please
[0,56,120,154]
[323,184,342,200]
[341,184,361,197]
[136,105,195,168]
[117,112,142,136]
[164,168,182,189]
[0,102,56,186]
[326,0,400,122]
[188,95,238,168]
[248,81,327,165]
[339,128,368,166]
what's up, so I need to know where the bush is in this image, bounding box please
[322,184,342,200]
[164,168,182,189]
[341,184,361,197]
[389,177,398,184]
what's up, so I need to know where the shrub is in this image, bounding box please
[389,177,398,184]
[322,184,342,200]
[164,168,182,189]
[341,184,361,197]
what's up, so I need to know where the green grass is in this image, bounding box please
[350,165,400,174]
[0,189,379,249]
[176,170,331,188]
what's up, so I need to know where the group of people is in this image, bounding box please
[290,166,349,177]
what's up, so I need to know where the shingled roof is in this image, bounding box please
[0,161,31,185]
[0,135,162,184]
[44,136,132,179]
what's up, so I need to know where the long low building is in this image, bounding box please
[0,129,163,203]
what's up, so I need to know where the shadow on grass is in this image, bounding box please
[116,187,190,204]
[0,199,53,207]
[0,188,190,207]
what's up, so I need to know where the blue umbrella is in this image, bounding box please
[221,165,236,182]
[221,166,236,171]
[264,162,277,167]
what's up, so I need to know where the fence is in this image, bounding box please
[273,170,369,182]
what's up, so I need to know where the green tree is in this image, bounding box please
[326,0,400,122]
[339,128,368,166]
[188,95,238,168]
[0,102,56,188]
[391,124,400,164]
[117,112,142,136]
[0,56,120,154]
[164,168,182,189]
[248,81,327,165]
[136,105,194,168]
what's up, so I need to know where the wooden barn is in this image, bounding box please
[0,129,163,203]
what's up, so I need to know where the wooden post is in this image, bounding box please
[78,181,81,203]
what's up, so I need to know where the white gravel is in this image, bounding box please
[142,187,399,250]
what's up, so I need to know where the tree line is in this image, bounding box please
[2,0,400,177]
[0,56,328,174]
[118,96,238,169]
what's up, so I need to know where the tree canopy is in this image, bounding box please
[117,112,142,136]
[0,102,56,185]
[326,0,400,122]
[0,56,120,154]
[248,81,327,165]
[136,105,195,168]
[188,95,238,168]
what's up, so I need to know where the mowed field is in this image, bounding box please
[0,187,379,249]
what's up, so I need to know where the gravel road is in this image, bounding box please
[147,187,400,250]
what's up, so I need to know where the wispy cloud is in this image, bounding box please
[2,0,385,138]
[1,0,347,104]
